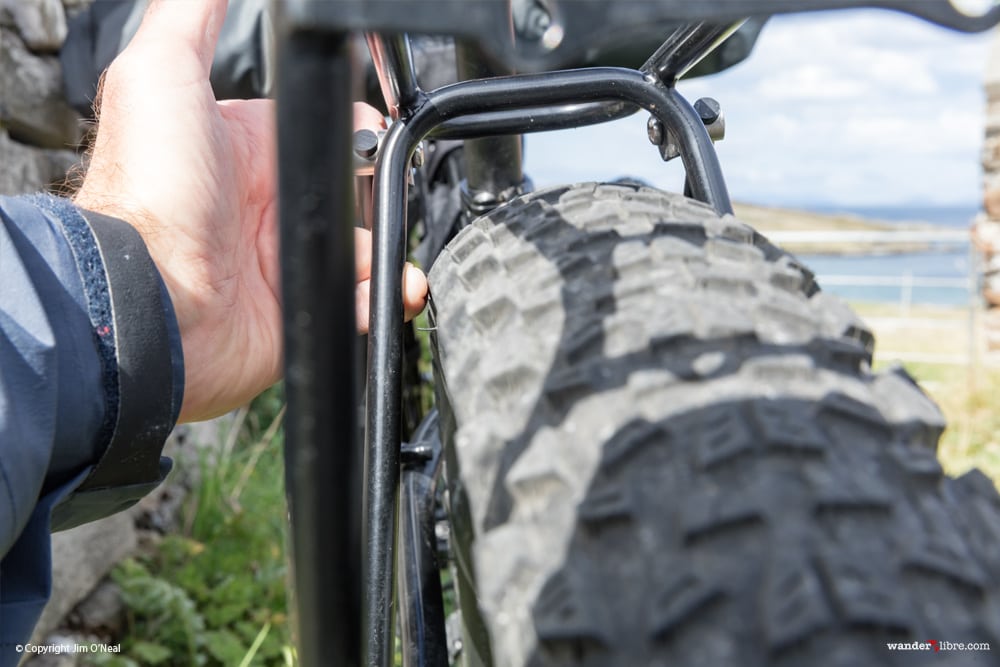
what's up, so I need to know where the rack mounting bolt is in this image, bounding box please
[647,117,664,146]
[354,129,379,158]
[694,97,722,126]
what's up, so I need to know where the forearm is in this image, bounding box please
[0,194,183,552]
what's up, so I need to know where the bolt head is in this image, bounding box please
[694,97,722,125]
[472,190,497,206]
[647,116,664,146]
[353,129,379,158]
[412,144,425,168]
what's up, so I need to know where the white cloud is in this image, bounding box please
[756,64,872,100]
[858,48,939,94]
[524,9,993,208]
[746,14,944,101]
[840,108,983,155]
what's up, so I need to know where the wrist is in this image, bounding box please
[73,190,196,420]
[73,206,185,439]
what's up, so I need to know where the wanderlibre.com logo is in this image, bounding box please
[887,640,991,653]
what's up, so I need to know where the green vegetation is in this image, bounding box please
[856,301,1000,483]
[87,388,293,667]
[902,361,1000,483]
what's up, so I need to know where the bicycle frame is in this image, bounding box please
[273,3,1000,666]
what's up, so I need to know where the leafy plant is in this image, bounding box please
[87,387,293,666]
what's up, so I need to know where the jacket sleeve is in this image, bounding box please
[0,194,183,656]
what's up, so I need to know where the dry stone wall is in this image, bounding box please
[0,0,86,197]
[979,29,1000,349]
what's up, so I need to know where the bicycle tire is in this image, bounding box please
[427,182,1000,667]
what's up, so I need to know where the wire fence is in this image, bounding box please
[816,274,971,316]
[766,229,987,368]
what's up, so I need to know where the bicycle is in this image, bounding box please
[272,2,1000,665]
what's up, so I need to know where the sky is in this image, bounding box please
[522,8,996,210]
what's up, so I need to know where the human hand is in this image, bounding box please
[74,0,428,423]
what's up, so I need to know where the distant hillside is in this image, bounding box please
[731,202,958,254]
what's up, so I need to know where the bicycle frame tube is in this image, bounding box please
[411,68,733,211]
[429,100,638,139]
[398,411,448,667]
[366,33,425,119]
[455,40,525,215]
[276,28,361,667]
[642,21,747,83]
[284,0,1000,73]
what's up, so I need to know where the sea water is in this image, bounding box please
[798,248,973,306]
[793,205,979,307]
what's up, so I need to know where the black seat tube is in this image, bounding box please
[455,40,525,215]
[277,27,362,667]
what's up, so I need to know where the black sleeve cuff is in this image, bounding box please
[50,209,184,531]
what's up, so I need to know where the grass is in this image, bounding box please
[855,300,1000,482]
[907,362,1000,480]
[86,387,293,667]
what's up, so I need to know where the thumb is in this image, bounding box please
[130,0,228,75]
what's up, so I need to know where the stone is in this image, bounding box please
[984,188,1000,220]
[984,29,1000,323]
[984,133,1000,169]
[21,634,81,667]
[989,31,1000,88]
[61,0,96,11]
[0,130,78,195]
[0,27,82,148]
[986,105,1000,135]
[29,512,138,645]
[973,218,1000,307]
[0,0,67,52]
[974,216,1000,252]
[21,416,236,648]
[69,581,125,637]
[985,255,1000,308]
[986,309,1000,350]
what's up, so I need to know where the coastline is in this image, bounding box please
[732,202,970,256]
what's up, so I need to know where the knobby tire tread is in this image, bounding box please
[427,183,1000,667]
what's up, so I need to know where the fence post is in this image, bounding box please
[901,271,913,317]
